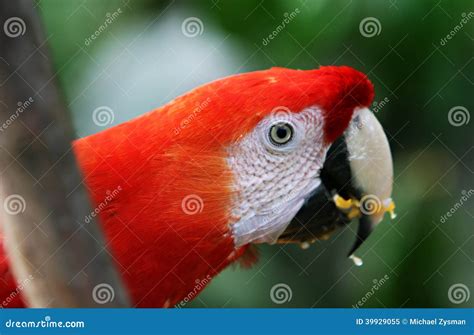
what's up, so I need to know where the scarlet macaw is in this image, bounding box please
[0,66,394,307]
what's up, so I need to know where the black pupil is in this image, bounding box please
[276,126,287,139]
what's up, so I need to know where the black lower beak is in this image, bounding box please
[276,180,351,243]
[347,215,374,256]
[277,135,374,256]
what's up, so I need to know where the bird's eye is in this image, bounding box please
[269,122,294,146]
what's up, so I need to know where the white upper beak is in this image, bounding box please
[344,107,394,225]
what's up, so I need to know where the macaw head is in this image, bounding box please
[166,65,394,257]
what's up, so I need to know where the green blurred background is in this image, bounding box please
[38,0,473,307]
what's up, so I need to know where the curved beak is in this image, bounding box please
[278,108,395,257]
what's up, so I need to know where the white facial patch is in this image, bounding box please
[227,107,329,247]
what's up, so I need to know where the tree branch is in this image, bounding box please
[0,0,129,307]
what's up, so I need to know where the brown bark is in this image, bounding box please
[0,0,129,307]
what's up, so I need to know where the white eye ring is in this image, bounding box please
[259,116,304,153]
[269,122,294,146]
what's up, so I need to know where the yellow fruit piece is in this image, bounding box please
[333,194,354,210]
[332,193,397,221]
[386,200,397,219]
